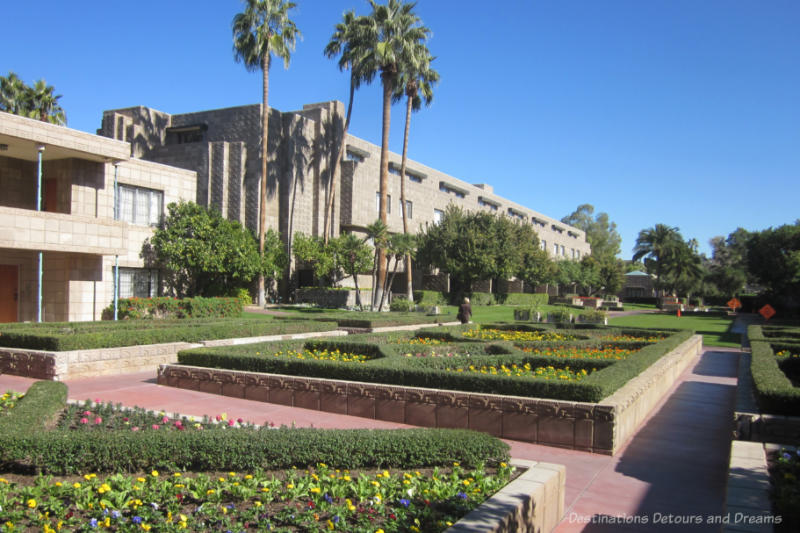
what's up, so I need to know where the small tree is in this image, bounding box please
[334,233,373,308]
[148,202,285,298]
[292,233,339,287]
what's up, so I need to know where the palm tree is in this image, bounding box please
[364,219,389,309]
[25,79,66,125]
[0,72,28,115]
[632,224,683,296]
[379,232,417,310]
[232,0,300,307]
[394,51,438,301]
[360,0,431,310]
[322,10,370,244]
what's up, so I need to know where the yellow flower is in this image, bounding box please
[137,477,146,483]
[173,472,181,477]
[151,470,159,477]
[206,489,215,495]
[260,487,270,493]
[54,482,62,487]
[73,482,81,488]
[141,525,151,531]
[244,474,253,480]
[254,501,262,507]
[286,483,295,489]
[310,487,321,494]
[228,472,237,477]
[27,499,36,508]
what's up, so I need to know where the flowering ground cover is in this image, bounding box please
[0,461,515,532]
[446,363,592,381]
[769,447,800,532]
[393,337,443,346]
[58,400,268,433]
[462,328,578,342]
[598,334,665,343]
[776,350,799,358]
[252,348,374,363]
[518,345,637,361]
[0,391,23,414]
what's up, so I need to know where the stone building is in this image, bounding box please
[99,100,591,293]
[0,111,196,322]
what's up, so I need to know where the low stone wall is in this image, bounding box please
[446,459,565,533]
[0,342,196,381]
[723,441,776,532]
[158,335,702,455]
[0,330,345,381]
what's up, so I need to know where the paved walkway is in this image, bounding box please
[0,320,748,531]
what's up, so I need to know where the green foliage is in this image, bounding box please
[417,205,546,293]
[467,292,495,306]
[233,287,253,307]
[633,224,704,297]
[0,71,66,124]
[561,204,622,260]
[149,202,286,297]
[0,318,331,351]
[0,383,508,474]
[102,296,243,320]
[389,295,415,312]
[414,290,447,305]
[178,325,687,403]
[547,307,573,323]
[707,228,751,297]
[748,326,800,415]
[293,232,339,285]
[0,381,67,436]
[746,221,800,308]
[498,293,549,306]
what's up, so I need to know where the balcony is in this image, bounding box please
[0,206,128,256]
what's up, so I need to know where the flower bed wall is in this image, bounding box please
[0,331,347,381]
[158,334,702,455]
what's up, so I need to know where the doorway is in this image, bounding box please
[0,264,19,322]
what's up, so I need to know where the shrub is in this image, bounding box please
[0,382,510,474]
[414,290,447,306]
[0,318,332,351]
[232,287,252,307]
[390,295,415,312]
[102,296,243,320]
[748,326,800,415]
[468,292,495,306]
[498,293,549,306]
[547,307,573,323]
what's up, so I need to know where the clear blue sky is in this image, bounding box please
[3,0,798,258]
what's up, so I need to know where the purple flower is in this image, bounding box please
[89,518,98,528]
[111,510,121,519]
[457,491,468,500]
[783,452,792,460]
[399,498,410,508]
[333,516,340,523]
[132,516,142,524]
[324,493,333,504]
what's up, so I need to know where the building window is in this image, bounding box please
[433,209,444,224]
[554,243,559,255]
[400,199,412,219]
[408,174,422,183]
[541,240,546,251]
[117,184,163,226]
[346,150,365,163]
[375,192,391,214]
[439,182,465,199]
[561,245,566,256]
[118,268,158,298]
[478,197,499,211]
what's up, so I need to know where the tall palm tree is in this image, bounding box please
[232,0,300,306]
[0,72,28,115]
[24,79,66,125]
[322,10,370,244]
[360,0,431,309]
[632,224,683,296]
[394,51,438,301]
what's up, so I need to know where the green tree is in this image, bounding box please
[708,228,751,297]
[561,204,621,260]
[0,73,66,125]
[378,232,417,310]
[323,9,370,243]
[394,47,438,301]
[746,221,800,307]
[292,233,338,286]
[334,233,373,308]
[360,0,431,309]
[632,224,683,296]
[232,0,300,306]
[149,202,285,298]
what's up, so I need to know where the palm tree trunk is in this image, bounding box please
[400,94,414,302]
[323,75,356,245]
[375,72,393,310]
[258,54,271,307]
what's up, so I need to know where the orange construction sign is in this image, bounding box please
[727,298,742,311]
[759,304,776,320]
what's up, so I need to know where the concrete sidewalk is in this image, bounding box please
[0,345,744,531]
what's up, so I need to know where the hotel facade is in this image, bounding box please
[0,100,589,322]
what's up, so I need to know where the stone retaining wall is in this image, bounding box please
[0,330,345,381]
[446,459,565,533]
[158,335,702,455]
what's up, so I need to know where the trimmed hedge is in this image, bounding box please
[102,297,243,320]
[748,325,800,415]
[178,325,690,403]
[498,293,549,306]
[0,382,509,474]
[0,318,333,351]
[414,290,448,306]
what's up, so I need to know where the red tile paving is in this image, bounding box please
[0,346,740,531]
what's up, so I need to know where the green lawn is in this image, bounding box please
[609,312,740,347]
